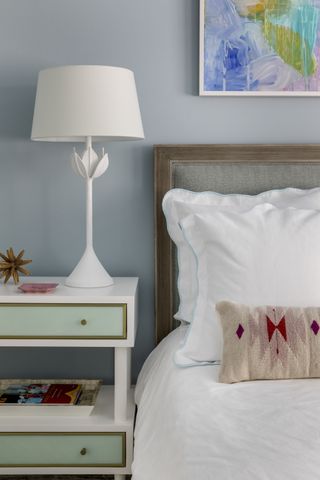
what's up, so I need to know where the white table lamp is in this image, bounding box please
[31,65,144,288]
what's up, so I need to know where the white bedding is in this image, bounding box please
[132,326,320,480]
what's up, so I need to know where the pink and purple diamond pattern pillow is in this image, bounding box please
[217,301,320,383]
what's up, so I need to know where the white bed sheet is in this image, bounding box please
[132,325,320,480]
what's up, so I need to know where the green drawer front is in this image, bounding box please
[0,304,126,339]
[0,432,125,467]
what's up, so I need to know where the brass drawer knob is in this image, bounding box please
[80,447,87,456]
[80,319,87,326]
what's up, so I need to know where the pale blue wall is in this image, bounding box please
[0,0,319,382]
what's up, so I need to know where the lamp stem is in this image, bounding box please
[86,136,93,248]
[86,135,92,150]
[86,177,93,248]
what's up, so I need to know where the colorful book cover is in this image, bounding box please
[0,383,82,405]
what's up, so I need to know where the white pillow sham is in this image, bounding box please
[175,204,320,365]
[163,187,320,323]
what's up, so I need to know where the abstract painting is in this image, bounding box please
[199,0,320,95]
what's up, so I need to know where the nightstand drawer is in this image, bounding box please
[0,432,125,467]
[0,304,126,339]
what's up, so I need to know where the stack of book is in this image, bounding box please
[0,382,82,406]
[0,379,101,416]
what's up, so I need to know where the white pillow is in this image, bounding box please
[175,204,320,365]
[163,188,320,323]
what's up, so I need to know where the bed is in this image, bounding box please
[132,145,320,480]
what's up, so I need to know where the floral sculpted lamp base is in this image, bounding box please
[31,66,144,288]
[66,136,112,287]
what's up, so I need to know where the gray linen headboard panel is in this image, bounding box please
[154,145,320,344]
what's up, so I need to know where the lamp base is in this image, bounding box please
[65,247,114,288]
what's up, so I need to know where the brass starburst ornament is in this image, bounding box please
[0,248,32,284]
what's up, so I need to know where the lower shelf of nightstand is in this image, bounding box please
[0,386,134,475]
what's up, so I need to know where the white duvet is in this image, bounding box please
[132,326,320,480]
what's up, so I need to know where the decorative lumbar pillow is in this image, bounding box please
[162,187,320,324]
[217,301,320,383]
[175,204,320,366]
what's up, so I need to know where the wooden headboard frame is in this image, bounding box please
[154,144,320,344]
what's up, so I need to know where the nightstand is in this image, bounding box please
[0,276,138,480]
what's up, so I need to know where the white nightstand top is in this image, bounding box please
[0,277,138,304]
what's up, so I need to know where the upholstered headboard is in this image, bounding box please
[154,144,320,343]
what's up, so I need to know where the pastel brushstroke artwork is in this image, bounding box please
[200,0,320,94]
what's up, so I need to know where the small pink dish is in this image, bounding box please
[18,283,59,294]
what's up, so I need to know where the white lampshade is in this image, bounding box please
[31,65,144,142]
